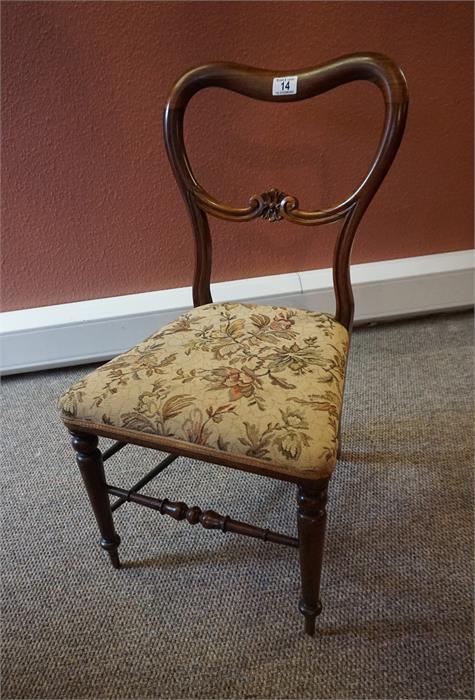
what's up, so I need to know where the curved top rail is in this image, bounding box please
[166,53,407,107]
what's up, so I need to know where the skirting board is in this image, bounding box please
[1,250,473,375]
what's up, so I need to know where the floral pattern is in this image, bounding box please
[58,303,349,475]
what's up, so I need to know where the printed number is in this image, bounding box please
[272,76,298,96]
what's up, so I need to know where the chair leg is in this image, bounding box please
[70,430,121,569]
[296,477,329,636]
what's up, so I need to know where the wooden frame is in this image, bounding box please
[65,53,408,636]
[164,52,408,330]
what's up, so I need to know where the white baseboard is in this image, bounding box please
[1,250,473,375]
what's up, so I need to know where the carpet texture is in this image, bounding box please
[1,311,473,700]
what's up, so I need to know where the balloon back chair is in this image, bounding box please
[58,53,408,635]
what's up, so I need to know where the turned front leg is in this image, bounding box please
[70,431,121,569]
[297,478,329,636]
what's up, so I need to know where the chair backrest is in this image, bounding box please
[163,53,408,331]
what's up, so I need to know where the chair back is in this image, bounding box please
[164,53,408,330]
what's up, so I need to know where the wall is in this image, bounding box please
[2,1,473,311]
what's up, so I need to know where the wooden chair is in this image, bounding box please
[59,53,408,635]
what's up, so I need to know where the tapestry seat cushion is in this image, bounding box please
[59,302,349,478]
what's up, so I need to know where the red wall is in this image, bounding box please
[2,1,473,311]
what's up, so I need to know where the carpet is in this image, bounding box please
[1,311,473,699]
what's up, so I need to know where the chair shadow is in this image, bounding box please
[120,536,295,571]
[339,409,473,469]
[119,551,470,642]
[317,614,468,640]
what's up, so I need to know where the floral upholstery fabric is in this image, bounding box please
[59,303,349,477]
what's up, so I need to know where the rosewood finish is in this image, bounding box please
[102,440,127,462]
[297,480,329,635]
[110,452,178,512]
[163,53,408,329]
[107,484,299,548]
[65,53,408,636]
[71,431,121,569]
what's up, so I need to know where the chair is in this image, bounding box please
[58,53,408,635]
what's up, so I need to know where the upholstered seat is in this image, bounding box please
[59,302,348,479]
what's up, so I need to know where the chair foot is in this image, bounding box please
[297,478,329,636]
[305,616,315,637]
[70,430,121,569]
[299,600,322,636]
[100,537,121,569]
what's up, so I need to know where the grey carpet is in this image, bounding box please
[1,311,473,700]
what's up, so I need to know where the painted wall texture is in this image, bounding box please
[2,1,473,311]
